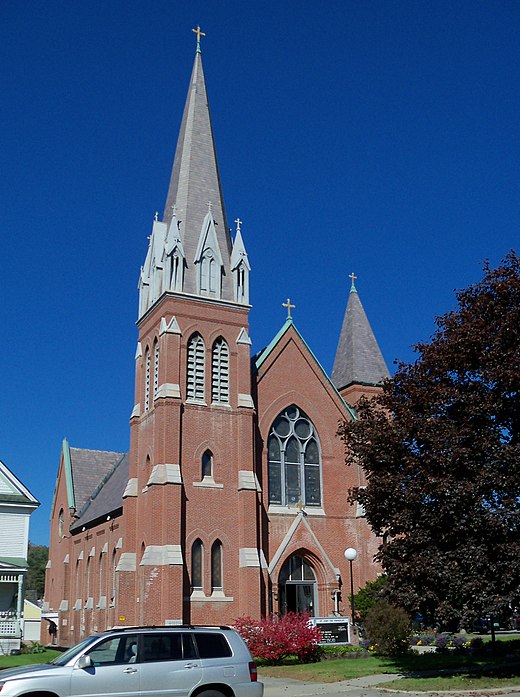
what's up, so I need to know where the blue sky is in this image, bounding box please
[1,1,518,545]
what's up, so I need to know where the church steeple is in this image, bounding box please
[138,33,240,317]
[331,276,390,391]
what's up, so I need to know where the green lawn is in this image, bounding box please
[0,650,61,669]
[259,647,520,689]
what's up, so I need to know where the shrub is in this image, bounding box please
[234,613,322,665]
[364,599,411,656]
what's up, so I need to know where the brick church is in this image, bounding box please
[43,34,390,645]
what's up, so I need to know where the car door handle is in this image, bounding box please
[123,667,138,673]
[183,663,200,669]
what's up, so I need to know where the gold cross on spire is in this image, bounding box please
[349,272,357,290]
[282,297,295,319]
[192,25,206,53]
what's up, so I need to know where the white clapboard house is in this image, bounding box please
[0,460,39,653]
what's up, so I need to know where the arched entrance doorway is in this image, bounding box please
[278,554,317,616]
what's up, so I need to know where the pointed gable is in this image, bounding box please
[332,285,390,390]
[0,460,39,508]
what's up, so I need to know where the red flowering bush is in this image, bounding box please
[234,613,322,664]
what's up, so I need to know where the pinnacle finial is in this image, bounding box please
[192,25,206,54]
[235,217,242,233]
[349,272,357,293]
[282,297,295,319]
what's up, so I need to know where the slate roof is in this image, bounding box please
[70,451,129,532]
[68,448,126,520]
[162,49,234,300]
[331,286,390,390]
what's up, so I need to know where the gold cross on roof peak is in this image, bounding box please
[192,25,206,52]
[282,297,295,319]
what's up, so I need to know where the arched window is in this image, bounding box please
[202,450,213,480]
[268,405,322,507]
[153,340,159,399]
[212,338,229,403]
[99,552,104,601]
[200,249,217,296]
[144,347,150,411]
[110,550,117,606]
[58,508,64,538]
[191,539,203,590]
[211,540,223,591]
[187,333,205,401]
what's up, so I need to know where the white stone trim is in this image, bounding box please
[147,464,182,486]
[45,560,51,569]
[237,393,254,408]
[155,383,181,399]
[73,599,81,611]
[238,471,261,491]
[159,316,182,335]
[140,545,183,566]
[236,328,252,345]
[135,342,143,360]
[59,600,68,612]
[193,479,223,489]
[123,478,138,498]
[131,404,141,418]
[101,542,108,554]
[116,552,136,572]
[116,537,123,549]
[268,505,325,516]
[239,548,261,568]
[88,546,95,558]
[77,551,84,561]
[85,597,94,610]
[63,554,69,564]
[97,596,107,610]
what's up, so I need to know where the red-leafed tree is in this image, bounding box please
[338,251,520,629]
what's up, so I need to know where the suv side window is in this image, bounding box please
[141,633,197,662]
[194,632,232,658]
[87,635,138,666]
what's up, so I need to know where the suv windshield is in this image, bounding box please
[50,636,99,666]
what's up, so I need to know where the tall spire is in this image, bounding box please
[331,279,390,390]
[161,40,233,300]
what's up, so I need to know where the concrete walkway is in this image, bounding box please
[261,673,520,697]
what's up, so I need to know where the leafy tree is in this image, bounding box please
[353,575,388,621]
[338,251,520,629]
[364,600,411,655]
[26,543,49,599]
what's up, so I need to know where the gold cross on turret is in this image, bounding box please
[192,25,206,52]
[282,297,295,319]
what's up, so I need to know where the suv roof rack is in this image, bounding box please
[106,625,232,632]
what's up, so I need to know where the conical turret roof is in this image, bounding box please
[331,282,390,390]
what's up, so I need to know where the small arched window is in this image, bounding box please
[58,508,64,538]
[191,539,203,590]
[212,338,229,404]
[153,340,159,399]
[187,333,205,401]
[202,450,213,480]
[211,540,223,591]
[200,249,218,296]
[99,553,104,600]
[144,347,151,411]
[111,550,117,606]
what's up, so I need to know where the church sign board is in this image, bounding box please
[310,617,351,644]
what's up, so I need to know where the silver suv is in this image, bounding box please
[0,626,263,697]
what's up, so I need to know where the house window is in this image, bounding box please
[268,405,322,507]
[191,539,203,589]
[212,338,229,404]
[211,540,223,591]
[145,347,150,411]
[187,333,205,401]
[202,451,213,479]
[153,340,159,399]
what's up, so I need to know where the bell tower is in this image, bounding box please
[117,30,263,625]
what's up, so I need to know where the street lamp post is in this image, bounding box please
[344,548,357,634]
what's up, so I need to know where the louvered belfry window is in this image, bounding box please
[144,348,151,411]
[212,338,229,403]
[153,340,159,399]
[187,333,205,401]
